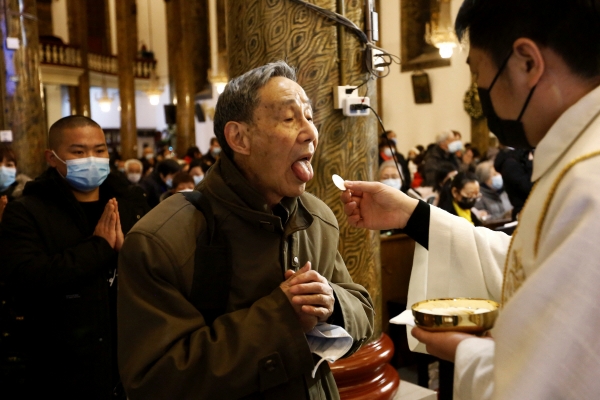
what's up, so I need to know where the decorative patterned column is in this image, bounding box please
[66,0,91,116]
[227,1,397,398]
[0,0,47,178]
[116,0,137,160]
[165,0,209,156]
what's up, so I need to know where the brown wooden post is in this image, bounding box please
[67,0,91,116]
[116,0,138,160]
[227,1,398,397]
[166,0,209,157]
[0,0,47,178]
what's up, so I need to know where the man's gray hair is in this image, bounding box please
[213,61,297,158]
[435,129,455,145]
[475,160,494,184]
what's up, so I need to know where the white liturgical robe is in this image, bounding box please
[407,84,600,399]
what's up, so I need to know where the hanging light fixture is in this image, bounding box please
[96,76,114,112]
[425,0,458,59]
[146,68,163,105]
[144,0,163,105]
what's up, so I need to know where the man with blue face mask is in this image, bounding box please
[0,115,149,399]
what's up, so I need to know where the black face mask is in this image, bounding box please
[477,51,536,150]
[457,197,478,210]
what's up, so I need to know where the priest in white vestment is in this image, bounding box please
[341,1,600,398]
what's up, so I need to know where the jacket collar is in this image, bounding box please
[532,84,600,181]
[22,168,132,232]
[202,153,313,235]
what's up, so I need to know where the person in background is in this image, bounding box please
[437,172,482,226]
[0,115,148,399]
[124,159,143,185]
[140,146,155,178]
[0,144,31,222]
[378,160,403,191]
[183,146,201,165]
[139,159,181,208]
[378,132,411,190]
[158,172,195,202]
[494,147,533,219]
[474,161,513,221]
[187,158,205,186]
[422,130,461,186]
[200,137,221,171]
[459,146,477,173]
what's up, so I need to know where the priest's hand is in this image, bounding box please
[341,181,419,230]
[411,327,491,362]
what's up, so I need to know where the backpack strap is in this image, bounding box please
[182,191,231,326]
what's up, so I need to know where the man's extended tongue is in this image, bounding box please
[292,160,314,182]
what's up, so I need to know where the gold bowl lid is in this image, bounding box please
[411,298,499,333]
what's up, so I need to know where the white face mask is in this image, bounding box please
[383,148,394,157]
[448,140,463,154]
[491,174,504,190]
[127,172,142,184]
[381,178,402,190]
[193,175,204,185]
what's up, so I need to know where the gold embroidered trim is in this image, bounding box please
[500,181,539,307]
[534,150,600,257]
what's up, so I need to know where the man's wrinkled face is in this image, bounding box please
[243,77,318,206]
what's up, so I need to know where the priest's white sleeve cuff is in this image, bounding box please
[454,337,495,400]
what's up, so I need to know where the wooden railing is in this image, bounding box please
[39,40,157,79]
[39,40,82,68]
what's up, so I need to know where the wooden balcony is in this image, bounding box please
[39,40,157,87]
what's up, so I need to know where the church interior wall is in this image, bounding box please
[378,0,471,154]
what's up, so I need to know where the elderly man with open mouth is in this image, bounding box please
[117,61,374,400]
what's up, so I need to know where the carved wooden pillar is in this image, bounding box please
[67,0,91,116]
[227,1,397,398]
[0,0,46,178]
[116,0,137,160]
[165,0,209,157]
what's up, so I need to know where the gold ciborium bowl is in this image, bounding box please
[411,298,499,334]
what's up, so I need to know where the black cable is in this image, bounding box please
[288,0,368,44]
[362,104,403,183]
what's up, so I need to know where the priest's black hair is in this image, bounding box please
[455,0,600,79]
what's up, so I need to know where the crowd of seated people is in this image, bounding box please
[377,129,533,225]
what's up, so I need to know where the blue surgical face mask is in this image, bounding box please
[0,166,17,191]
[193,174,204,186]
[491,174,504,191]
[210,147,221,158]
[53,151,110,192]
[448,140,463,154]
[381,178,402,191]
[165,177,173,188]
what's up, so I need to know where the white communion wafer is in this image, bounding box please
[332,174,346,191]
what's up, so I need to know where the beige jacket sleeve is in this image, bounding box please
[117,230,315,400]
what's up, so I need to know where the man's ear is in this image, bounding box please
[224,121,251,156]
[512,38,545,88]
[45,149,58,168]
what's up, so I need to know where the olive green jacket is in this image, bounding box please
[118,154,374,400]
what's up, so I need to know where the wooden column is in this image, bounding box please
[116,0,137,160]
[227,1,397,398]
[0,0,46,178]
[67,0,91,116]
[165,0,209,157]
